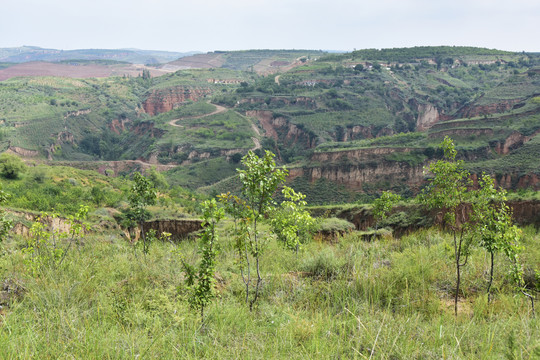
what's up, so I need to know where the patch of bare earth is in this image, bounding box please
[254,57,307,75]
[0,62,171,81]
[164,53,225,71]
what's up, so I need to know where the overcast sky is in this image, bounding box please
[1,0,539,53]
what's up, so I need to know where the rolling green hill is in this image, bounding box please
[0,46,539,203]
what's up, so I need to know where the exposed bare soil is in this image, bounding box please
[0,62,172,81]
[163,53,225,71]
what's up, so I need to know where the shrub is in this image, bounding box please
[301,248,345,280]
[317,217,355,234]
[0,153,27,179]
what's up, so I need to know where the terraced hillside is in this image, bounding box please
[203,47,540,201]
[1,47,539,202]
[164,50,325,74]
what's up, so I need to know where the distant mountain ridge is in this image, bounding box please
[0,46,198,64]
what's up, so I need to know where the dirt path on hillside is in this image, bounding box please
[251,137,261,151]
[168,102,263,152]
[168,102,227,127]
[250,123,261,137]
[128,159,177,170]
[246,116,262,151]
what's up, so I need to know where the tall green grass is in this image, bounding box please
[0,224,537,358]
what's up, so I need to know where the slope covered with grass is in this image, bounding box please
[0,226,538,358]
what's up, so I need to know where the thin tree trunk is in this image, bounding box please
[57,237,73,266]
[453,231,458,316]
[522,291,535,316]
[455,257,460,316]
[249,217,259,311]
[487,252,494,303]
[243,239,250,305]
[454,231,460,317]
[250,255,262,311]
[139,222,146,259]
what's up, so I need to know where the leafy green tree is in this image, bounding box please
[471,174,522,303]
[180,199,224,320]
[217,192,251,303]
[230,153,243,164]
[58,205,89,266]
[23,207,88,275]
[90,185,106,207]
[372,191,401,229]
[420,136,472,316]
[435,56,443,69]
[270,186,314,256]
[0,153,27,179]
[24,212,63,275]
[147,167,169,191]
[221,150,287,310]
[238,150,287,310]
[506,249,536,315]
[128,172,157,257]
[141,69,151,80]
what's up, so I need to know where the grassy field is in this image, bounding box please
[0,163,203,219]
[0,224,538,358]
[155,110,255,153]
[165,157,241,189]
[290,108,397,138]
[151,101,217,125]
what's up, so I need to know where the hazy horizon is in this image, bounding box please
[2,0,539,53]
[3,45,535,55]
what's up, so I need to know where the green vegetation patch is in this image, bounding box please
[468,134,540,175]
[149,68,253,90]
[218,50,325,71]
[479,76,540,103]
[316,132,427,152]
[291,108,396,138]
[287,175,367,205]
[157,110,254,151]
[151,101,217,125]
[348,46,514,62]
[1,164,127,215]
[0,226,537,358]
[165,156,240,189]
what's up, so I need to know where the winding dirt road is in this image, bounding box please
[249,123,262,151]
[168,102,227,127]
[168,101,263,152]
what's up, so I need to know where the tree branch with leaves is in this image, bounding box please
[128,172,157,257]
[420,136,472,316]
[180,199,224,321]
[220,150,287,310]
